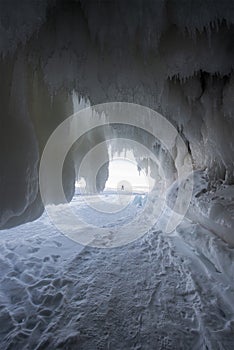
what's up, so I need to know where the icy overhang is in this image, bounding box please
[0,0,233,241]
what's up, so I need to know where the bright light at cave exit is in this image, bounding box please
[75,150,154,193]
[105,145,156,193]
[104,158,150,193]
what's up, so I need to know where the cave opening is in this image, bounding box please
[71,145,157,234]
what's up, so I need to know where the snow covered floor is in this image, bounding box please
[0,194,234,349]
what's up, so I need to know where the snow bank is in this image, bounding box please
[167,170,234,246]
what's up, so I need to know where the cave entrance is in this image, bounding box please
[72,154,154,230]
[104,157,150,194]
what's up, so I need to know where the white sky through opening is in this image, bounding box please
[105,157,152,193]
[75,150,155,194]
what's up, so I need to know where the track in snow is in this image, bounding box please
[0,194,234,349]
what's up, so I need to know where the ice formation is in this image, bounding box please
[0,1,234,238]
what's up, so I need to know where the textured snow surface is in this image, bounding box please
[0,194,234,349]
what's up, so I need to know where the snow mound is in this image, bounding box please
[167,170,234,246]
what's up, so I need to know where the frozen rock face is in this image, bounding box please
[0,52,75,228]
[0,0,233,238]
[0,55,39,228]
[0,0,49,56]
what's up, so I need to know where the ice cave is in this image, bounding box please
[0,0,234,349]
